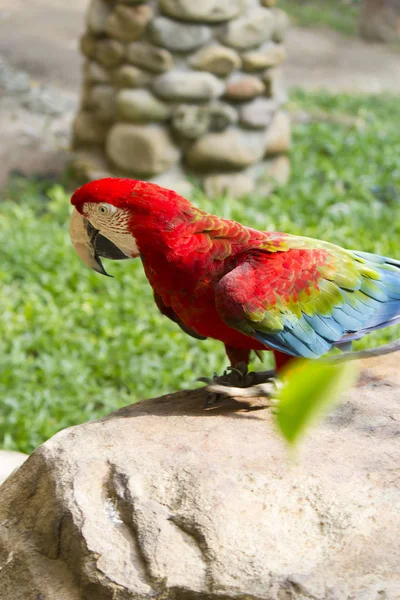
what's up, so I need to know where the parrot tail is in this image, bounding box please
[338,252,400,344]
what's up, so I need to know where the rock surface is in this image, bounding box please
[0,356,399,599]
[86,0,112,35]
[80,33,98,60]
[171,102,238,139]
[152,71,224,101]
[88,84,115,122]
[84,61,111,84]
[106,123,180,175]
[220,8,276,50]
[264,110,291,155]
[149,17,211,52]
[242,43,286,71]
[264,154,291,185]
[204,171,255,198]
[105,4,153,43]
[264,67,286,100]
[150,165,194,197]
[189,45,241,77]
[225,74,265,101]
[272,8,290,43]
[95,39,125,68]
[71,0,291,186]
[117,89,170,122]
[159,0,247,23]
[240,97,276,129]
[207,102,238,131]
[127,42,174,73]
[73,111,108,144]
[186,128,265,170]
[113,64,152,88]
[172,104,210,140]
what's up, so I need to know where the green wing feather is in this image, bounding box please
[215,234,400,358]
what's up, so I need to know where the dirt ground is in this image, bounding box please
[0,0,399,189]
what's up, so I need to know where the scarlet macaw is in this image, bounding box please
[70,178,400,388]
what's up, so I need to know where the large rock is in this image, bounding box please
[207,102,238,131]
[95,39,125,68]
[73,111,109,145]
[127,41,174,73]
[264,154,291,185]
[86,0,112,35]
[113,64,152,88]
[117,89,170,122]
[204,171,255,198]
[106,123,180,175]
[159,0,248,23]
[69,149,111,184]
[149,16,211,52]
[171,103,238,139]
[189,45,242,77]
[242,43,286,71]
[263,67,286,100]
[171,104,211,140]
[240,97,276,129]
[83,61,111,84]
[152,71,224,101]
[225,74,265,101]
[105,4,153,42]
[88,84,115,122]
[264,110,291,155]
[150,165,193,198]
[220,8,276,50]
[272,7,290,43]
[247,155,291,188]
[0,356,399,599]
[80,33,97,59]
[186,128,265,170]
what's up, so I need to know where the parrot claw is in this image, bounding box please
[202,368,278,410]
[197,372,220,385]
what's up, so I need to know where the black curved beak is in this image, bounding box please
[70,208,128,277]
[87,221,129,276]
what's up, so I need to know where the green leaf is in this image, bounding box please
[275,359,359,446]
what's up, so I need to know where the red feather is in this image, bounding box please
[71,178,335,371]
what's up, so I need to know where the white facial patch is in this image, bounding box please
[103,230,139,258]
[83,202,140,258]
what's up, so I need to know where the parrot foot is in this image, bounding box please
[200,368,278,410]
[198,366,276,388]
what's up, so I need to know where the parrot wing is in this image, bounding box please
[154,292,207,340]
[215,235,400,359]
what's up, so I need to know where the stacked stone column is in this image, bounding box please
[73,0,291,197]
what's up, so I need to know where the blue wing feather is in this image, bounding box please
[254,250,400,358]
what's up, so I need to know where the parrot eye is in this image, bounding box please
[97,203,116,217]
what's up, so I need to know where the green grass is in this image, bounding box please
[1,90,400,453]
[280,0,360,36]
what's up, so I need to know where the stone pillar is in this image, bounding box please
[72,0,291,197]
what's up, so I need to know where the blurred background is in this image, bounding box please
[0,0,399,454]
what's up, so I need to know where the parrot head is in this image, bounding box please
[70,177,194,275]
[70,178,145,276]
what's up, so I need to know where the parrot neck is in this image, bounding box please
[124,186,254,294]
[130,210,231,293]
